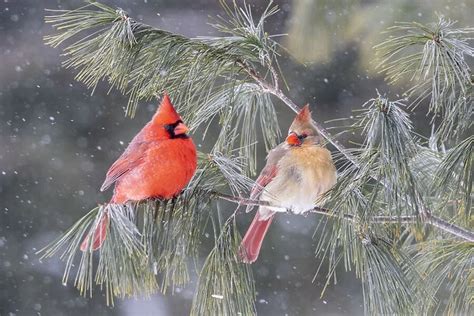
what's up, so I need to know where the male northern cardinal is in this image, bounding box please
[240,105,337,263]
[80,94,197,251]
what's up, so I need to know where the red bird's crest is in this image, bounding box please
[152,93,182,125]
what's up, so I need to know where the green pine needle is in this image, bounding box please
[193,83,280,175]
[358,94,422,216]
[432,135,473,221]
[191,218,256,316]
[412,240,473,314]
[38,204,156,306]
[375,16,474,142]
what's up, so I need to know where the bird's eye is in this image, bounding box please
[164,124,174,133]
[297,133,308,140]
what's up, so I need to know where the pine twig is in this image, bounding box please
[428,216,474,242]
[214,192,474,241]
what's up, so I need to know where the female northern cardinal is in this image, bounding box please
[240,105,337,263]
[80,94,197,251]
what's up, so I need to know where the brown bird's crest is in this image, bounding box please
[289,104,318,140]
[294,104,311,123]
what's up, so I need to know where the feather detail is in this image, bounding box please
[100,141,151,192]
[294,104,311,123]
[110,138,196,204]
[239,211,275,263]
[246,144,287,213]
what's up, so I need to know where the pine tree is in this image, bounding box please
[38,1,473,314]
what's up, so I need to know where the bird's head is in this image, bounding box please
[152,93,190,139]
[286,104,321,147]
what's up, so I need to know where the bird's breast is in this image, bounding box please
[260,146,336,215]
[113,138,197,202]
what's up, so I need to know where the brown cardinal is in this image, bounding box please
[80,94,197,251]
[240,105,337,263]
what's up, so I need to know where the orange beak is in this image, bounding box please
[286,132,301,146]
[173,122,189,136]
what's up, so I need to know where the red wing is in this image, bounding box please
[249,164,277,200]
[247,143,287,212]
[100,141,155,191]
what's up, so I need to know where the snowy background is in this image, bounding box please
[1,0,472,315]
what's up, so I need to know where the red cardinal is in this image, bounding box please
[240,105,337,263]
[80,94,197,251]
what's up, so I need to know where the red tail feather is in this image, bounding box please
[240,212,275,263]
[80,212,109,251]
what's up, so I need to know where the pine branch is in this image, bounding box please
[45,3,242,116]
[235,58,474,242]
[42,2,473,314]
[38,204,157,305]
[356,237,429,315]
[213,192,474,241]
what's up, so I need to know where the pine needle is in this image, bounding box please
[432,135,473,221]
[191,218,256,316]
[412,240,473,314]
[375,16,474,142]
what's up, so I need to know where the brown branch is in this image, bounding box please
[235,61,474,242]
[214,191,474,241]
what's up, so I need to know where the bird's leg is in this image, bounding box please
[142,201,156,260]
[161,199,169,216]
[167,197,177,224]
[154,199,161,221]
[163,197,177,253]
